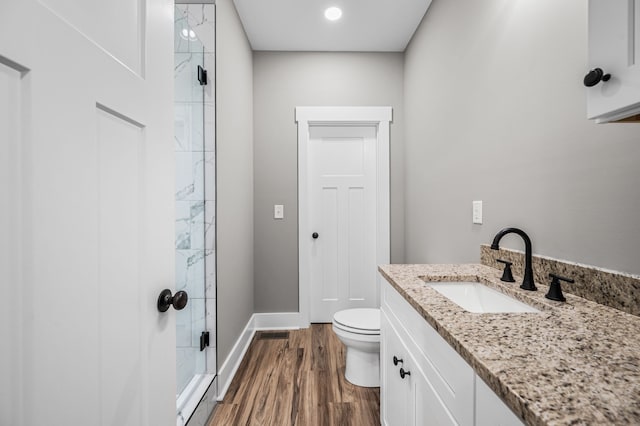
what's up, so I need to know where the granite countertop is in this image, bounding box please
[378,263,640,426]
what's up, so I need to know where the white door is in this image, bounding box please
[0,0,175,425]
[308,125,378,322]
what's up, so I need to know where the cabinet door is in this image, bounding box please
[413,367,460,426]
[475,376,524,426]
[381,311,410,426]
[587,0,640,121]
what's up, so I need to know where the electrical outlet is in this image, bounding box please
[274,204,284,219]
[472,201,482,224]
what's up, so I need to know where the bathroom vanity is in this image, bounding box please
[381,278,521,426]
[378,264,640,425]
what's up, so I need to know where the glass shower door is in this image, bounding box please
[174,47,206,397]
[174,4,215,422]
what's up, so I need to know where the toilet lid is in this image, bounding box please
[333,308,380,332]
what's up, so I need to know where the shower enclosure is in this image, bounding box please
[174,3,217,425]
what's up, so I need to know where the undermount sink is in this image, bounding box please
[428,281,540,313]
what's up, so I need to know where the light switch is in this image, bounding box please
[274,204,284,220]
[472,200,482,224]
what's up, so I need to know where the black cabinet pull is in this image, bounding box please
[584,68,611,87]
[400,368,411,379]
[312,232,319,239]
[393,356,403,366]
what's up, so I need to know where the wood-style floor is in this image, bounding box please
[208,324,380,426]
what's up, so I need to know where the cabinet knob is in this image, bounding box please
[399,368,411,379]
[584,68,611,87]
[393,356,403,366]
[312,232,319,239]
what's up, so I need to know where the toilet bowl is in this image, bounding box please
[332,308,380,387]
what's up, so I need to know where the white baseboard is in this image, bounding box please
[216,315,255,401]
[253,312,302,330]
[216,312,303,401]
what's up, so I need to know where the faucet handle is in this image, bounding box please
[496,259,515,283]
[545,273,574,302]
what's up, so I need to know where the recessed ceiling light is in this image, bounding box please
[324,7,342,21]
[180,28,197,41]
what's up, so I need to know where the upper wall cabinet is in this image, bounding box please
[586,0,640,123]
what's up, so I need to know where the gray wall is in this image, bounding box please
[215,0,254,367]
[253,52,405,313]
[404,0,640,275]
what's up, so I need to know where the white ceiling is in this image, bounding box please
[232,0,432,52]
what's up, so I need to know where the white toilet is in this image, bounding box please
[332,308,381,387]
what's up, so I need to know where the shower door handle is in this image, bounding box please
[157,289,188,312]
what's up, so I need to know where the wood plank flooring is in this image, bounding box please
[208,324,380,426]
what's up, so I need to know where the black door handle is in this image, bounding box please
[312,232,319,239]
[157,289,188,312]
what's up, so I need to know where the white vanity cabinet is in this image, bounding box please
[380,280,524,426]
[586,0,640,122]
[381,311,459,426]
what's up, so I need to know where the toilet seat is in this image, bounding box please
[333,308,380,336]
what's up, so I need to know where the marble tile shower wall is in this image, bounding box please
[174,3,216,395]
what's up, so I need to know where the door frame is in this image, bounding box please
[295,106,392,327]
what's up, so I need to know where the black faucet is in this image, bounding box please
[490,227,537,291]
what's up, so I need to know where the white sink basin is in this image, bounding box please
[428,281,540,313]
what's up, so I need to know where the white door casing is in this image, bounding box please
[296,106,392,326]
[0,1,175,425]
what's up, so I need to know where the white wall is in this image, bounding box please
[215,0,254,366]
[253,52,405,313]
[404,0,640,274]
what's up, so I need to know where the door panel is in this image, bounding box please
[309,125,377,321]
[97,107,145,425]
[347,187,366,300]
[317,137,365,175]
[39,0,145,75]
[320,186,339,301]
[0,0,174,424]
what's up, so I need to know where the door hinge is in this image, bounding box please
[200,331,210,351]
[197,65,208,86]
